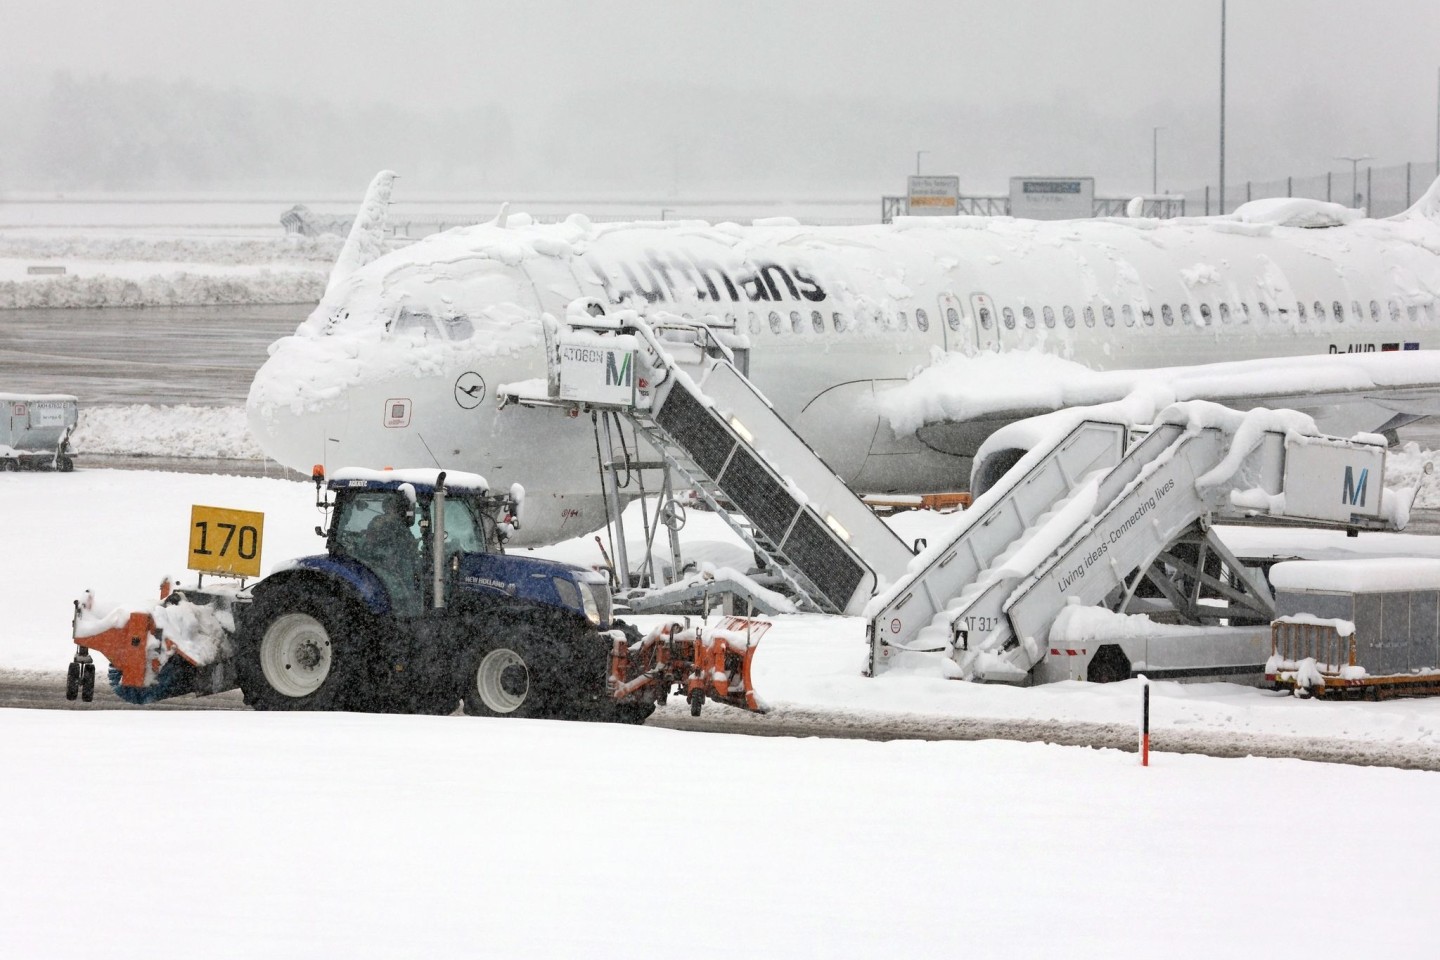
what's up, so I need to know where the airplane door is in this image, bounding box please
[938,292,969,355]
[969,293,1000,352]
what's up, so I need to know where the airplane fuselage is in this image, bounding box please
[248,199,1440,546]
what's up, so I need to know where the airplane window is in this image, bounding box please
[748,311,761,334]
[1218,303,1231,324]
[1063,306,1076,328]
[1002,307,1016,330]
[811,310,824,333]
[915,308,929,332]
[1042,306,1055,328]
[441,316,475,340]
[1351,300,1364,322]
[897,311,909,330]
[1369,300,1381,322]
[1239,303,1251,323]
[1296,302,1307,322]
[979,306,993,329]
[1313,301,1325,323]
[769,311,783,334]
[1141,307,1154,326]
[1161,304,1174,326]
[393,308,441,339]
[1022,306,1036,328]
[1199,304,1213,325]
[790,310,803,333]
[1102,305,1115,327]
[1389,301,1402,323]
[1407,304,1420,322]
[1083,306,1096,327]
[1122,304,1135,326]
[1332,301,1345,323]
[1181,304,1193,324]
[946,306,960,331]
[833,311,847,332]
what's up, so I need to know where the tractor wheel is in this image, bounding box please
[1,459,16,472]
[461,627,570,720]
[236,584,363,711]
[65,663,80,701]
[56,455,74,473]
[80,663,95,702]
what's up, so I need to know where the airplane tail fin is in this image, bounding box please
[325,170,397,298]
[1397,172,1440,222]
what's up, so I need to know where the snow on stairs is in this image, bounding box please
[866,419,1130,674]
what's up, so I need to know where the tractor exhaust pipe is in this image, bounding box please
[433,471,447,610]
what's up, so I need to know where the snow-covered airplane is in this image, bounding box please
[248,170,1440,546]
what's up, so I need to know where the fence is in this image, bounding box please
[1180,161,1440,218]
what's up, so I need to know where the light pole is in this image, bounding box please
[915,150,928,176]
[1336,155,1373,209]
[1152,126,1164,195]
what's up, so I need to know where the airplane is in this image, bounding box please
[247,170,1440,547]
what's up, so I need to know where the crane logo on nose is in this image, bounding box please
[454,371,487,410]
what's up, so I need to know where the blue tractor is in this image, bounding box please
[234,467,653,722]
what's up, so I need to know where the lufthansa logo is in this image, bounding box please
[454,372,486,410]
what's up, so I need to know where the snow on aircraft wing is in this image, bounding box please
[881,350,1440,455]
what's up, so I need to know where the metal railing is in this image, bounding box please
[880,195,1185,223]
[1270,620,1357,673]
[1181,161,1440,217]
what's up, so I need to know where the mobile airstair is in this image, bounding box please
[499,310,916,615]
[868,412,1398,684]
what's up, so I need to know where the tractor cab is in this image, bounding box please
[320,467,517,617]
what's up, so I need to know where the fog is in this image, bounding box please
[0,0,1436,198]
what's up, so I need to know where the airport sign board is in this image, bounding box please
[1009,177,1094,220]
[907,176,960,216]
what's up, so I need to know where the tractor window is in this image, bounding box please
[336,491,424,616]
[443,498,487,557]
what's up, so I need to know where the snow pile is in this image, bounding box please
[73,404,265,459]
[1270,557,1440,593]
[1051,603,1208,645]
[0,234,345,265]
[0,269,325,309]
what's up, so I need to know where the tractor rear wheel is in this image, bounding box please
[461,627,570,720]
[237,584,362,711]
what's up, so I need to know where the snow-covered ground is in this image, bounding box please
[5,704,1435,960]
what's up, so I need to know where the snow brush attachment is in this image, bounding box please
[607,616,770,717]
[67,579,231,704]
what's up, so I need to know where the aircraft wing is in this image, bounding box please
[884,351,1440,457]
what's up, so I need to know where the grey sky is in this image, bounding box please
[2,0,1437,195]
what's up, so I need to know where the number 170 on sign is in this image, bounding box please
[188,505,265,578]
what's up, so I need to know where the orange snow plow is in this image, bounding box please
[609,616,770,716]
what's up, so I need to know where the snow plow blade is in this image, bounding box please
[608,616,769,716]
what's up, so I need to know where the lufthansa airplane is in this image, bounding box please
[248,171,1440,546]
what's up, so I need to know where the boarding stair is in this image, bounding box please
[869,413,1396,684]
[503,311,915,615]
